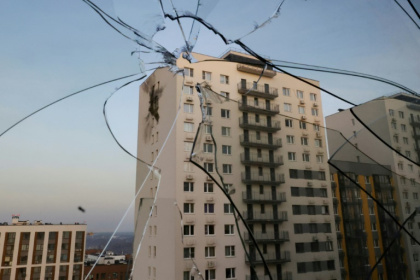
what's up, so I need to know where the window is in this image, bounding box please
[316,155,323,163]
[204,203,215,214]
[224,225,234,235]
[223,164,232,174]
[184,247,195,259]
[393,135,399,143]
[203,143,213,153]
[184,203,194,214]
[220,75,229,84]
[205,225,215,235]
[204,183,214,193]
[295,243,304,253]
[391,122,397,129]
[284,103,292,112]
[221,109,230,118]
[297,90,304,99]
[286,135,295,144]
[311,242,320,252]
[294,224,303,234]
[291,187,299,196]
[401,124,406,131]
[183,271,193,280]
[205,269,215,280]
[283,88,290,96]
[202,71,211,80]
[285,119,293,127]
[311,108,319,116]
[414,254,419,261]
[205,246,215,258]
[403,192,408,199]
[297,263,306,273]
[221,126,231,136]
[315,139,322,147]
[184,68,194,77]
[389,109,394,116]
[293,205,301,215]
[327,260,335,271]
[224,203,234,214]
[184,103,193,113]
[184,225,194,236]
[298,106,305,114]
[184,162,193,172]
[398,162,404,170]
[183,85,193,95]
[406,150,411,158]
[310,93,317,101]
[204,124,212,134]
[184,122,194,132]
[409,164,414,171]
[225,246,235,257]
[204,163,214,172]
[403,137,409,144]
[301,137,308,146]
[220,91,229,99]
[414,192,418,199]
[226,268,236,279]
[290,169,298,179]
[313,124,320,131]
[222,145,232,155]
[321,205,329,214]
[206,106,213,116]
[371,223,377,231]
[299,121,307,129]
[288,152,296,161]
[399,111,404,118]
[308,205,316,215]
[184,142,193,152]
[302,153,310,162]
[184,182,194,192]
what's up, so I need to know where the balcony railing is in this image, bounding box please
[243,211,288,223]
[238,101,280,115]
[245,251,291,264]
[244,230,289,243]
[240,153,283,166]
[242,191,286,203]
[239,135,282,149]
[241,172,285,185]
[239,117,281,132]
[237,82,278,99]
[246,272,292,280]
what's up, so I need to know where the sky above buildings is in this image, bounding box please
[0,0,419,232]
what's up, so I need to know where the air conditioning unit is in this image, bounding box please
[186,239,195,246]
[205,157,213,162]
[205,135,212,141]
[300,100,305,104]
[185,217,195,224]
[326,235,332,240]
[316,132,322,138]
[314,118,320,123]
[206,196,214,202]
[186,96,193,101]
[312,236,318,242]
[301,116,307,120]
[309,200,315,204]
[186,117,193,121]
[307,182,313,186]
[313,102,318,107]
[321,183,327,187]
[320,166,325,170]
[206,238,215,245]
[185,78,193,85]
[186,195,194,201]
[302,132,308,136]
[323,200,328,205]
[206,100,212,104]
[206,176,213,181]
[207,261,216,268]
[186,175,194,180]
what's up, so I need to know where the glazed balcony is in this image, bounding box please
[241,172,285,185]
[242,191,286,203]
[244,230,289,243]
[239,117,281,132]
[238,101,279,115]
[239,135,282,149]
[245,251,291,264]
[243,211,288,223]
[237,82,278,100]
[240,153,283,167]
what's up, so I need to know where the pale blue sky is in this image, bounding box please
[0,0,419,232]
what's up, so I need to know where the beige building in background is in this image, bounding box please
[0,215,86,280]
[326,93,420,280]
[134,51,340,280]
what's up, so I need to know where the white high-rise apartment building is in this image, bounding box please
[134,51,339,280]
[0,215,86,280]
[326,93,420,280]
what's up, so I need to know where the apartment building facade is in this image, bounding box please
[134,51,340,280]
[326,93,420,280]
[0,215,86,280]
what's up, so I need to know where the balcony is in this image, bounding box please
[237,64,277,78]
[243,211,288,223]
[244,230,289,243]
[241,172,285,185]
[239,117,281,132]
[246,273,292,280]
[245,251,291,264]
[237,82,278,99]
[242,191,286,203]
[238,101,280,115]
[240,135,282,149]
[240,153,283,167]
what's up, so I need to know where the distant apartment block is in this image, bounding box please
[0,215,86,280]
[326,93,420,280]
[134,51,340,280]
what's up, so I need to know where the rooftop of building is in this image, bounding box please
[0,215,86,226]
